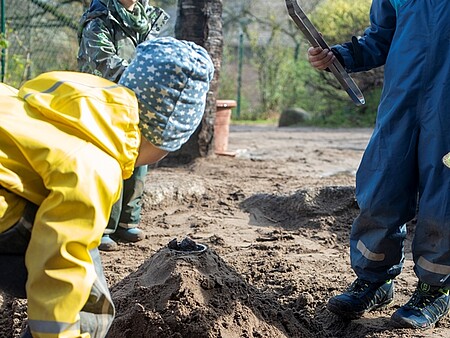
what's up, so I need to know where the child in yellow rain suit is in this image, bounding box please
[0,37,213,338]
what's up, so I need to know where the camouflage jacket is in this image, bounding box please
[77,0,169,82]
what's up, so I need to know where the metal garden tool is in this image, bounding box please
[285,0,365,106]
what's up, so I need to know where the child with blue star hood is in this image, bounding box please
[0,37,213,338]
[120,37,211,152]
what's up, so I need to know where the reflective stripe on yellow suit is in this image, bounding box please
[0,71,140,337]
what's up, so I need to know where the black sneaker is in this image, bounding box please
[327,278,394,319]
[391,281,450,330]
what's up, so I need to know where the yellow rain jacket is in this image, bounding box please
[0,71,140,337]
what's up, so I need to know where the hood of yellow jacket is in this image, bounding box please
[18,71,141,179]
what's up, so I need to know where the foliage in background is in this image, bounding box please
[221,0,381,126]
[3,0,82,87]
[247,39,324,121]
[0,34,7,49]
[2,0,382,128]
[305,0,382,126]
[311,0,371,45]
[2,0,177,88]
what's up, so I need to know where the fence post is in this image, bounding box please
[1,0,5,82]
[236,29,243,119]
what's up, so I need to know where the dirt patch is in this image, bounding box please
[108,244,310,338]
[1,126,449,338]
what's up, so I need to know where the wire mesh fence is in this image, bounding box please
[2,0,86,88]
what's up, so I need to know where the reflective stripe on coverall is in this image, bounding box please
[0,71,140,337]
[333,0,450,286]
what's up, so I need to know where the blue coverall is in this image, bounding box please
[332,0,450,286]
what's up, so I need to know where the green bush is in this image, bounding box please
[218,0,381,127]
[219,39,380,127]
[311,0,371,45]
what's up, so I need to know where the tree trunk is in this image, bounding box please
[166,0,223,164]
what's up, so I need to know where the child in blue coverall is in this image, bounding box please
[308,0,450,330]
[0,37,213,338]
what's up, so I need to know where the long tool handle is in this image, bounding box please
[285,0,365,106]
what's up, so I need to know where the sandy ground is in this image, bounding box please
[1,125,450,337]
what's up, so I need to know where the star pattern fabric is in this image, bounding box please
[119,37,214,152]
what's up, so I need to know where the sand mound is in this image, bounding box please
[240,186,357,240]
[108,240,312,338]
